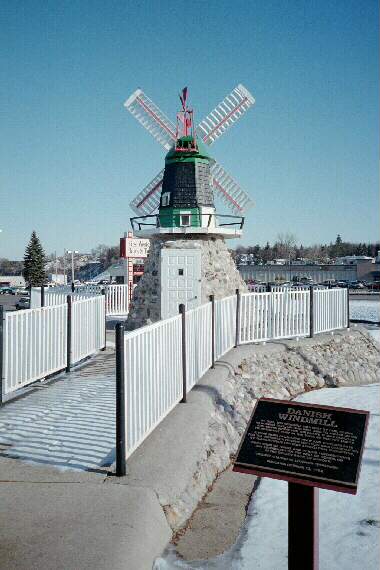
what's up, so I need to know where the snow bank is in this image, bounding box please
[350,300,380,323]
[229,384,380,570]
[155,382,379,570]
[162,329,380,532]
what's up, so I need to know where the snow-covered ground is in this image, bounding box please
[350,299,379,323]
[156,383,380,570]
[350,299,379,344]
[0,369,115,471]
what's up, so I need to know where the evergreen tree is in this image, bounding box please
[23,231,47,286]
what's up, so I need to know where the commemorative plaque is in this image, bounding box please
[233,398,369,494]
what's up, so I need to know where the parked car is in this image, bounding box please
[368,282,380,291]
[0,287,15,295]
[16,296,30,310]
[14,288,29,295]
[348,281,365,289]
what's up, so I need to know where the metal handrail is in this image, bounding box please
[130,213,245,231]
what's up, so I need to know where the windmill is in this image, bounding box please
[123,85,256,326]
[124,84,255,220]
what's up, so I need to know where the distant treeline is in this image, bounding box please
[0,259,24,275]
[2,235,379,276]
[0,244,121,277]
[230,234,380,265]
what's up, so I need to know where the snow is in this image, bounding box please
[155,384,380,569]
[350,300,379,323]
[368,329,380,344]
[234,384,380,570]
[0,369,115,471]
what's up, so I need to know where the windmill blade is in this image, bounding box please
[124,89,176,150]
[197,84,255,146]
[130,169,164,216]
[211,161,253,215]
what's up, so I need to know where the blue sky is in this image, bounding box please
[1,0,378,259]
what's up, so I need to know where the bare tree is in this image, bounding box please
[275,232,298,260]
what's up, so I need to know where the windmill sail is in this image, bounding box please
[211,161,253,215]
[129,169,164,216]
[126,85,255,217]
[124,89,176,150]
[197,84,255,146]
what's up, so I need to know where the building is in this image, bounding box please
[48,274,67,285]
[334,255,373,265]
[0,275,25,287]
[239,264,358,284]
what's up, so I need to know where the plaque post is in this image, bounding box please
[288,483,319,570]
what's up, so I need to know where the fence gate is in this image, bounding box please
[160,248,202,319]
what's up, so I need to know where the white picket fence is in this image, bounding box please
[118,287,348,464]
[105,285,129,315]
[3,304,67,394]
[123,315,183,458]
[240,290,310,343]
[215,295,236,358]
[71,296,105,364]
[2,296,105,397]
[30,284,129,316]
[186,303,213,391]
[314,288,348,333]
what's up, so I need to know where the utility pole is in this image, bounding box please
[63,249,66,284]
[67,250,78,283]
[55,251,58,283]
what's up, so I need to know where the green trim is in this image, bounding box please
[165,137,212,164]
[159,207,201,228]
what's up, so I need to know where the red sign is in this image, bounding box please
[120,237,150,259]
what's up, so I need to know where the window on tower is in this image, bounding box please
[161,192,170,206]
[180,213,191,227]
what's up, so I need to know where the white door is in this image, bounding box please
[161,248,202,319]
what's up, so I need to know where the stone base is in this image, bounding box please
[126,235,247,330]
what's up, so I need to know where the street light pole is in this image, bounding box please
[63,249,66,284]
[67,250,79,283]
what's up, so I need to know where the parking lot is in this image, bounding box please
[0,293,22,312]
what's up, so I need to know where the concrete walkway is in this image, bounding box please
[0,335,260,569]
[0,345,173,570]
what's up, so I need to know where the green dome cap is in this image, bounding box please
[165,136,213,164]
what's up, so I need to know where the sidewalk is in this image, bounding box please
[0,346,172,570]
[0,339,288,569]
[0,338,260,569]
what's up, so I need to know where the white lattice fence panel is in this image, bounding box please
[71,296,105,364]
[123,315,182,458]
[3,304,67,394]
[186,303,212,391]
